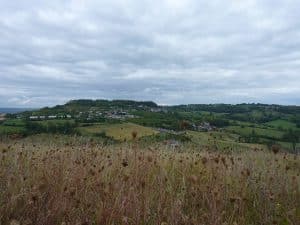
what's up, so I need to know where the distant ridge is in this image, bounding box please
[66,99,158,108]
[13,99,300,117]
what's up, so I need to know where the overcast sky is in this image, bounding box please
[1,0,300,107]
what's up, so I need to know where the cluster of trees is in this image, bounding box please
[282,129,300,152]
[206,118,229,127]
[242,129,259,143]
[66,99,158,109]
[130,111,184,130]
[226,112,280,123]
[25,121,78,135]
[131,110,231,131]
[238,128,299,153]
[170,103,300,114]
[291,116,300,128]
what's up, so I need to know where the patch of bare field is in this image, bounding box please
[0,136,299,225]
[0,114,6,121]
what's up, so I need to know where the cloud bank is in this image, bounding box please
[0,0,300,107]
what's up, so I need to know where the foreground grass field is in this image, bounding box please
[0,135,299,225]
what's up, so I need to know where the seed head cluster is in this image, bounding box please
[0,136,299,225]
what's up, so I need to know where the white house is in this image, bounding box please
[29,116,39,120]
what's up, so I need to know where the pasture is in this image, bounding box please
[78,122,158,141]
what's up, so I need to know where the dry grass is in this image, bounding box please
[78,123,158,141]
[0,136,299,225]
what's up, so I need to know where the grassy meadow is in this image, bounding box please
[0,126,26,135]
[265,120,298,130]
[187,131,267,152]
[225,126,285,140]
[78,123,158,141]
[0,135,299,225]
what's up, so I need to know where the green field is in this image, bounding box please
[1,119,26,127]
[78,122,158,141]
[0,125,25,134]
[187,131,267,152]
[225,125,285,139]
[277,141,300,149]
[265,119,298,130]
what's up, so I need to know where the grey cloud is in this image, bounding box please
[0,0,300,107]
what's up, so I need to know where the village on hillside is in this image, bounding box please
[22,105,168,121]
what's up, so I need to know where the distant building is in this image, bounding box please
[197,122,216,132]
[48,115,57,119]
[150,108,161,113]
[29,116,39,120]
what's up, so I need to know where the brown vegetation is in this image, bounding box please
[0,136,299,225]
